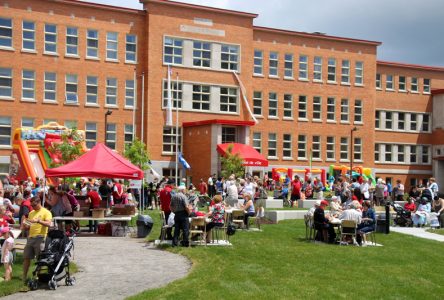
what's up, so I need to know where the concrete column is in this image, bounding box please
[183,40,194,67]
[212,43,221,71]
[210,86,220,112]
[182,83,193,111]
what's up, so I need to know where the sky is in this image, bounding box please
[84,0,444,67]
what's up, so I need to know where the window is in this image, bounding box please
[163,81,183,109]
[220,87,237,113]
[297,135,306,159]
[422,146,430,164]
[253,50,263,75]
[312,96,322,121]
[411,77,418,92]
[85,122,97,149]
[106,77,117,106]
[22,70,35,100]
[283,134,292,158]
[385,111,393,129]
[352,62,363,86]
[340,99,349,122]
[399,76,406,91]
[299,55,308,80]
[385,145,392,162]
[253,91,262,116]
[65,74,78,103]
[398,112,405,130]
[193,41,211,68]
[86,76,98,105]
[64,120,77,129]
[22,21,35,51]
[375,111,380,128]
[268,133,277,157]
[423,78,431,93]
[252,132,262,153]
[422,114,430,132]
[376,73,381,89]
[354,99,362,123]
[105,123,116,149]
[312,136,321,160]
[269,52,278,76]
[375,144,380,162]
[66,27,78,55]
[106,32,118,60]
[340,137,349,160]
[341,60,350,84]
[0,68,12,98]
[284,54,293,78]
[410,114,417,131]
[327,97,335,121]
[298,95,307,119]
[354,138,362,161]
[397,145,405,163]
[125,34,137,62]
[124,124,134,145]
[86,29,98,58]
[21,117,34,128]
[44,72,57,102]
[164,37,183,65]
[268,92,278,117]
[386,75,394,90]
[163,127,182,154]
[0,18,12,48]
[0,116,11,146]
[326,136,335,160]
[327,58,336,82]
[221,44,238,71]
[44,24,57,53]
[410,145,417,164]
[43,119,56,125]
[283,94,293,118]
[313,56,322,81]
[192,85,210,110]
[124,80,135,108]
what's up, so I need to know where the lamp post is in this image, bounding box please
[104,109,113,146]
[350,127,358,182]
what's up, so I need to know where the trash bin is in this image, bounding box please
[136,215,153,238]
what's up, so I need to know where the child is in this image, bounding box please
[1,227,14,281]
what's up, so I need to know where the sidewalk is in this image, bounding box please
[390,227,444,242]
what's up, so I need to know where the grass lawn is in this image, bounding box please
[132,213,443,299]
[0,252,78,297]
[426,228,444,236]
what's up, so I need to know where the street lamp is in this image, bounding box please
[104,109,113,146]
[350,127,358,182]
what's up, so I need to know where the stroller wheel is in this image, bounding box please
[29,279,39,291]
[66,276,76,286]
[48,279,57,290]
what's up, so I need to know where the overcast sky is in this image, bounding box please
[85,0,444,67]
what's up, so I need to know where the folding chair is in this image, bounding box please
[304,214,312,240]
[247,212,261,230]
[213,213,229,243]
[159,211,170,243]
[231,210,245,229]
[340,220,358,245]
[189,217,207,246]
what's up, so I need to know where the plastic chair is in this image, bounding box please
[231,210,245,229]
[363,229,376,246]
[189,217,207,246]
[304,214,312,240]
[159,211,170,242]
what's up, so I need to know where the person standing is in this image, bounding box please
[198,179,208,196]
[21,196,52,282]
[428,177,439,198]
[374,178,385,206]
[290,175,302,207]
[148,178,159,210]
[86,187,102,233]
[1,227,14,281]
[159,184,173,240]
[170,186,191,247]
[394,179,405,201]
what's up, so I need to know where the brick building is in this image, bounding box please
[1,0,443,190]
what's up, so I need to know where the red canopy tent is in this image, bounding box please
[45,143,144,179]
[216,143,268,167]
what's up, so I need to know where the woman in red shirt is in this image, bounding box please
[404,197,416,212]
[86,187,102,233]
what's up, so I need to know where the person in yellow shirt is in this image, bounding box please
[21,196,52,282]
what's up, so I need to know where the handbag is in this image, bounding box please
[226,223,236,236]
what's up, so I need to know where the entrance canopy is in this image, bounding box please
[216,143,268,167]
[45,143,144,179]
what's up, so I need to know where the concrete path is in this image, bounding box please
[390,227,444,242]
[4,237,191,300]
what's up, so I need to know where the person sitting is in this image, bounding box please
[357,201,376,246]
[339,202,362,244]
[329,196,343,218]
[205,195,225,243]
[412,198,431,227]
[431,196,444,228]
[313,200,335,243]
[241,193,255,229]
[404,197,416,213]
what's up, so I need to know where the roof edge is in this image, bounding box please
[183,119,256,128]
[52,0,144,14]
[142,0,258,18]
[377,60,444,72]
[431,89,444,96]
[254,26,382,46]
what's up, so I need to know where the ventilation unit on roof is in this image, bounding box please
[312,32,326,35]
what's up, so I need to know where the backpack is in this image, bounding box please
[226,223,236,236]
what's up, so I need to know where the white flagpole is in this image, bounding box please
[175,72,179,186]
[132,68,137,141]
[166,65,173,127]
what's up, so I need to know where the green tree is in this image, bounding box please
[49,128,85,167]
[124,138,150,170]
[220,144,245,178]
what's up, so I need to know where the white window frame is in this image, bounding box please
[385,111,393,130]
[43,119,56,125]
[0,68,13,98]
[0,116,12,147]
[22,70,35,100]
[297,135,307,159]
[253,50,263,75]
[283,134,292,159]
[125,79,135,108]
[44,72,57,102]
[193,41,211,68]
[327,97,336,122]
[340,99,349,123]
[106,77,117,106]
[86,76,98,105]
[192,84,210,111]
[284,53,293,78]
[283,94,293,119]
[220,87,238,113]
[268,133,277,158]
[64,120,77,129]
[421,145,430,164]
[125,34,137,63]
[399,76,406,91]
[375,111,380,128]
[313,56,322,82]
[422,114,430,132]
[21,117,35,128]
[327,58,336,82]
[164,37,183,65]
[354,137,362,161]
[65,74,78,104]
[355,61,363,85]
[253,91,262,116]
[312,135,321,160]
[410,145,417,164]
[411,77,418,92]
[269,52,278,77]
[341,60,350,84]
[221,44,239,71]
[22,21,35,51]
[397,145,405,163]
[66,26,78,56]
[312,96,322,121]
[0,18,13,49]
[376,73,381,89]
[385,144,392,163]
[162,126,182,155]
[326,136,335,161]
[354,99,363,124]
[252,132,262,153]
[397,112,405,130]
[105,123,116,150]
[340,137,349,161]
[86,29,99,58]
[298,95,307,120]
[268,92,278,118]
[85,122,97,149]
[162,80,183,109]
[410,113,417,131]
[375,144,380,162]
[124,124,134,146]
[44,24,57,54]
[106,32,118,61]
[299,55,308,80]
[423,78,431,94]
[386,75,394,90]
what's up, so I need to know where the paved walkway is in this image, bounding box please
[390,227,444,242]
[4,237,191,300]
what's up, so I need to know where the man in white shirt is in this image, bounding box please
[339,202,362,224]
[394,179,405,201]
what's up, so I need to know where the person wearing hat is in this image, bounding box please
[170,185,191,247]
[313,200,336,243]
[1,227,14,281]
[329,196,342,218]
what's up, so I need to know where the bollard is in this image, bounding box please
[385,203,390,234]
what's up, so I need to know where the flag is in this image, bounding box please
[308,147,313,176]
[233,71,258,124]
[178,152,191,169]
[166,65,173,126]
[150,168,161,179]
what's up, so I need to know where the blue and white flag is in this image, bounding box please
[178,152,191,169]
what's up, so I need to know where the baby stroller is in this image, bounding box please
[197,194,211,208]
[28,230,76,290]
[393,203,413,227]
